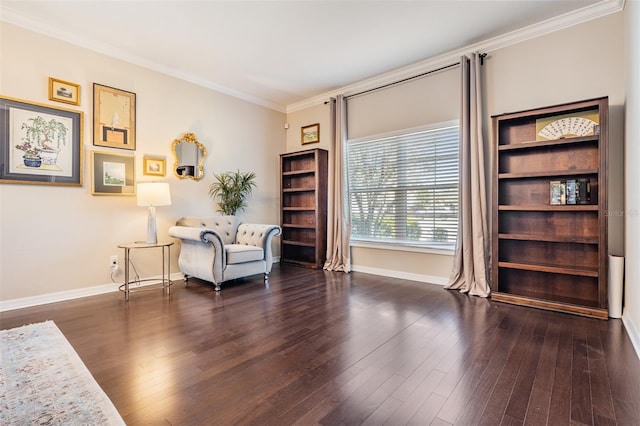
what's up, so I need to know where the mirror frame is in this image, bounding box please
[171,132,206,181]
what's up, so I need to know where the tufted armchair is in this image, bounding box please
[168,216,281,291]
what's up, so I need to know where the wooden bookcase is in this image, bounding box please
[280,148,328,269]
[491,97,609,319]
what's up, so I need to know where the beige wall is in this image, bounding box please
[286,12,625,286]
[0,22,285,302]
[623,1,640,354]
[347,66,459,140]
[285,102,331,153]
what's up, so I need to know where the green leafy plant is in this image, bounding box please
[15,116,68,158]
[208,170,257,215]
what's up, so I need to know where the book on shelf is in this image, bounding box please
[550,178,592,205]
[566,179,577,204]
[550,180,566,205]
[576,178,591,204]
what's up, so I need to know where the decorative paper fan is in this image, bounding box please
[538,116,598,140]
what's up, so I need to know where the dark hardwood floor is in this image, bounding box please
[1,264,639,425]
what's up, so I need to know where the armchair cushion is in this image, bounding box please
[226,244,264,264]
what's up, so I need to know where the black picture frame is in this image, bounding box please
[0,96,83,186]
[93,83,136,150]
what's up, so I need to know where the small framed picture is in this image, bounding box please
[93,83,136,150]
[143,156,166,177]
[48,77,81,106]
[301,123,320,145]
[91,150,135,195]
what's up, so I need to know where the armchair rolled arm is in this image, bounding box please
[168,226,208,242]
[168,226,226,284]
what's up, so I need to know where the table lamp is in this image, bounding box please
[137,182,172,244]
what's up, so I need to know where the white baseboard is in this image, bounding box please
[350,264,448,286]
[0,273,184,312]
[1,261,285,312]
[622,314,640,360]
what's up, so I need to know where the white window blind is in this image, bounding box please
[347,123,459,248]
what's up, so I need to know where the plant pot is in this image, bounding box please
[23,156,42,168]
[39,149,59,166]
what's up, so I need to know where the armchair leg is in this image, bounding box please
[214,282,221,292]
[184,275,189,287]
[264,273,270,283]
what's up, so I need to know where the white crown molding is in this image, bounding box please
[0,1,624,116]
[0,7,287,113]
[286,0,625,113]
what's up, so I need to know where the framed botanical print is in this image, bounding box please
[93,83,136,150]
[0,96,83,186]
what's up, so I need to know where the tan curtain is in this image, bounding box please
[445,53,490,297]
[324,95,351,272]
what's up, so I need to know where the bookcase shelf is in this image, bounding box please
[498,135,598,151]
[282,169,315,176]
[491,97,609,319]
[498,233,599,244]
[498,261,599,278]
[282,188,316,193]
[280,148,328,269]
[498,169,598,179]
[282,223,316,229]
[498,205,598,211]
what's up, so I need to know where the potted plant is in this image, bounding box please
[14,140,42,167]
[15,116,68,166]
[208,170,256,215]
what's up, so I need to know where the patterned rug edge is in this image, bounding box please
[0,320,125,425]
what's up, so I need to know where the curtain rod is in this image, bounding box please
[346,61,460,100]
[326,53,487,104]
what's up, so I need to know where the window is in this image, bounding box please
[347,122,459,249]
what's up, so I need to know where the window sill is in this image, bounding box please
[350,240,455,256]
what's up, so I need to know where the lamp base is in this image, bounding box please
[146,206,157,244]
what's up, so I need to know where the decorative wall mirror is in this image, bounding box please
[171,132,206,180]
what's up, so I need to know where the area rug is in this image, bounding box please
[0,321,125,425]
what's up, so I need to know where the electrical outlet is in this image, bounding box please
[110,255,118,268]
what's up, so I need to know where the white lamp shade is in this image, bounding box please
[137,182,172,207]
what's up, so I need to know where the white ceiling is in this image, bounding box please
[0,1,622,112]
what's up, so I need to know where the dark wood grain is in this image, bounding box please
[280,149,328,268]
[1,264,638,425]
[492,97,609,318]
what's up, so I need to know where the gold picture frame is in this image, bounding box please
[48,77,81,106]
[143,156,166,177]
[301,123,320,145]
[0,95,83,186]
[91,150,135,195]
[93,83,136,150]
